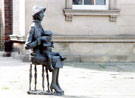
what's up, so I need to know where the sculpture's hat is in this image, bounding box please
[32,6,46,16]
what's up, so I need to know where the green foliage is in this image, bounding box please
[98,64,106,69]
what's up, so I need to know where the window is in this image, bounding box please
[64,0,120,22]
[72,0,109,10]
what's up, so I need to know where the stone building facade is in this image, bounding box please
[8,0,135,62]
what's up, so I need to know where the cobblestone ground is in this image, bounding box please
[0,57,135,98]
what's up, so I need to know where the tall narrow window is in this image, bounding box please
[73,0,109,10]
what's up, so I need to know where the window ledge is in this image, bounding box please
[10,35,25,43]
[63,9,120,22]
[53,35,135,43]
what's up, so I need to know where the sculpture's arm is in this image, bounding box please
[43,42,52,47]
[25,27,38,49]
[40,36,52,42]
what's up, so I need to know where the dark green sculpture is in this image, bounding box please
[25,6,66,95]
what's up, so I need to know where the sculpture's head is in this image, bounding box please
[44,30,53,36]
[32,6,46,21]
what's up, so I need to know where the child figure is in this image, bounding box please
[40,30,66,72]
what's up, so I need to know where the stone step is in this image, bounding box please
[0,51,5,57]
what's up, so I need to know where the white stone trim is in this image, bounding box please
[10,34,135,43]
[66,0,72,9]
[19,0,25,36]
[10,35,25,42]
[53,35,135,43]
[63,9,120,22]
[10,35,135,43]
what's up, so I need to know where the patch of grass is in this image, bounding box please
[1,86,9,90]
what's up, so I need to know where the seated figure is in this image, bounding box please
[40,30,66,72]
[25,6,65,94]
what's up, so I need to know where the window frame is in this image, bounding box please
[64,0,120,22]
[72,0,109,10]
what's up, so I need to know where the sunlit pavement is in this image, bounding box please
[0,57,135,98]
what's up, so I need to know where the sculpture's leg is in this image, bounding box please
[48,55,54,72]
[29,64,32,91]
[42,65,45,91]
[34,64,37,90]
[45,67,50,92]
[54,52,66,61]
[50,68,63,93]
[56,69,64,93]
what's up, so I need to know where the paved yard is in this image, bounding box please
[0,57,135,98]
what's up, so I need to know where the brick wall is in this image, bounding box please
[4,0,13,40]
[0,0,13,51]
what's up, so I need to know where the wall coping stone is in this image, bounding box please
[53,35,135,43]
[10,35,135,43]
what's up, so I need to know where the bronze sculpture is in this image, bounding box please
[25,6,65,95]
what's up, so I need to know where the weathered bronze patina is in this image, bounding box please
[25,6,66,95]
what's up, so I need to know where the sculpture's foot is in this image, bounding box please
[61,57,66,61]
[53,91,64,96]
[50,83,64,93]
[57,86,64,93]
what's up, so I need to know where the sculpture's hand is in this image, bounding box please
[25,39,38,49]
[37,36,46,45]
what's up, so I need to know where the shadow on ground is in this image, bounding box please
[64,62,135,72]
[62,95,95,98]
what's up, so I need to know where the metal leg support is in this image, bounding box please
[46,67,50,92]
[42,65,45,91]
[34,64,37,90]
[29,64,32,91]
